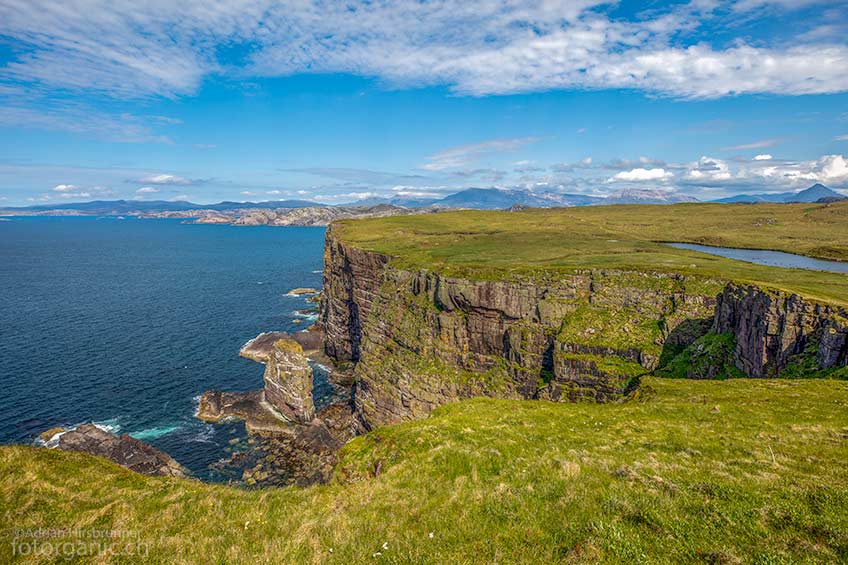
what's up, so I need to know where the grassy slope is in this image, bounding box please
[336,202,848,305]
[3,378,847,563]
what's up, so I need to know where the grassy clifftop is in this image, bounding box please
[3,378,847,563]
[335,202,848,304]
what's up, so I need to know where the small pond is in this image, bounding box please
[665,243,848,274]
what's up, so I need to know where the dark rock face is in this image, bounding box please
[713,284,848,377]
[321,228,720,429]
[322,227,390,362]
[57,424,187,477]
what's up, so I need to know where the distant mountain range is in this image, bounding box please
[713,184,844,204]
[1,184,843,217]
[0,199,321,214]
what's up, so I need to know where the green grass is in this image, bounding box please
[3,378,848,563]
[335,202,848,305]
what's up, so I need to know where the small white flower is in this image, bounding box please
[244,521,250,529]
[372,552,381,557]
[382,542,388,550]
[428,532,434,539]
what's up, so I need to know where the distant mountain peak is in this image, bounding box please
[604,189,698,205]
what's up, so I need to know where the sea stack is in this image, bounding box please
[263,338,316,424]
[239,332,316,424]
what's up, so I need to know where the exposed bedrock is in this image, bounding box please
[261,338,316,424]
[321,228,848,429]
[57,424,187,477]
[321,227,720,429]
[198,332,316,430]
[714,283,848,377]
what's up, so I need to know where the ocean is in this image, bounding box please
[0,216,327,480]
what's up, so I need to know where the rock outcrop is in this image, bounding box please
[713,284,848,377]
[262,338,316,424]
[198,332,318,431]
[321,226,721,429]
[57,424,187,477]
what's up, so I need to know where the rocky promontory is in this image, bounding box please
[55,424,187,477]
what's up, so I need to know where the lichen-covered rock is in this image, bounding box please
[57,424,187,477]
[713,284,848,377]
[263,338,315,424]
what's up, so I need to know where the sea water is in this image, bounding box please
[0,217,327,480]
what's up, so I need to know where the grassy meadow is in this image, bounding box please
[336,202,848,305]
[2,377,847,563]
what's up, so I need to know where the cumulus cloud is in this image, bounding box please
[609,168,673,182]
[1,0,846,101]
[685,157,732,182]
[34,183,115,200]
[420,138,540,171]
[753,154,773,160]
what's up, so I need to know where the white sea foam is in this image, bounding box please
[92,418,121,434]
[189,424,216,444]
[128,425,182,441]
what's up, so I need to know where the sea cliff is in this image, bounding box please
[321,225,848,429]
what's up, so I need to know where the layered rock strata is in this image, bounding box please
[321,227,848,429]
[321,227,720,428]
[714,283,848,377]
[197,332,317,431]
[57,424,187,477]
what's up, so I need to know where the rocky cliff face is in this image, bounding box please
[321,227,721,429]
[713,284,848,377]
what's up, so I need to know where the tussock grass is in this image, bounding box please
[3,378,847,563]
[336,202,848,304]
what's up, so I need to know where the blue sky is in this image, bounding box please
[0,0,847,206]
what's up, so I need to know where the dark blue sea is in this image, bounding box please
[0,217,326,480]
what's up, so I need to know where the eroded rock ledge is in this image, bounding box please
[56,424,188,478]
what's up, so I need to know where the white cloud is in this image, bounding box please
[41,184,114,200]
[720,139,782,151]
[685,157,732,182]
[314,192,379,202]
[1,1,845,101]
[421,138,540,171]
[609,168,673,182]
[137,174,193,185]
[836,135,848,141]
[753,154,773,160]
[135,187,159,194]
[817,154,848,183]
